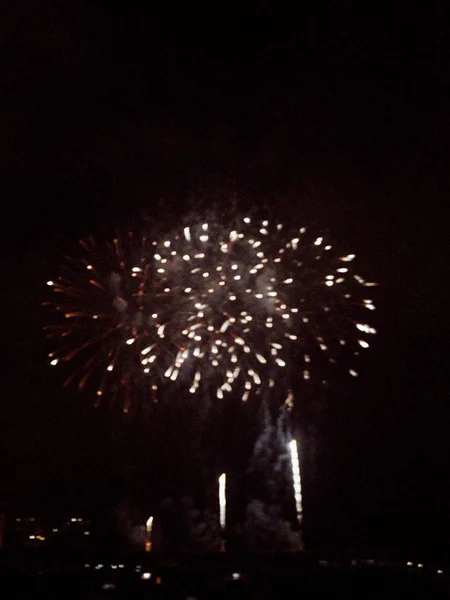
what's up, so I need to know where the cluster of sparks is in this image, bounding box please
[45,215,377,410]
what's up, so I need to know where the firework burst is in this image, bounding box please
[45,213,377,410]
[44,230,171,410]
[148,215,377,401]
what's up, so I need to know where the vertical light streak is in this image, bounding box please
[145,516,153,552]
[288,440,303,527]
[219,472,226,550]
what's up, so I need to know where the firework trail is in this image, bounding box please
[45,213,376,410]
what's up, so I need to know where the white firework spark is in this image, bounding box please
[45,214,377,409]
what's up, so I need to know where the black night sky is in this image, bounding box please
[0,2,449,554]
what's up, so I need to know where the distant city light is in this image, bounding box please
[102,583,115,591]
[141,572,152,580]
